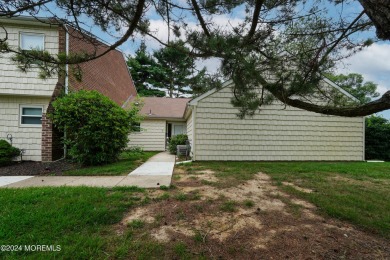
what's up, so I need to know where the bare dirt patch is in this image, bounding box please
[282,181,314,193]
[117,168,390,259]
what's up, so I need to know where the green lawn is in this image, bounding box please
[1,161,389,259]
[64,151,158,176]
[183,161,390,238]
[0,186,147,259]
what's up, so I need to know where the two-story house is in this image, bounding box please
[0,16,137,162]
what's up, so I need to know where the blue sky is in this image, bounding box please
[42,1,390,118]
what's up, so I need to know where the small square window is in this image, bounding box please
[20,33,45,50]
[132,122,141,132]
[20,106,43,126]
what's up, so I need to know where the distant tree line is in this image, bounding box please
[365,116,390,161]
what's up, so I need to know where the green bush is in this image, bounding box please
[168,134,188,154]
[365,116,390,161]
[50,90,139,165]
[0,140,20,166]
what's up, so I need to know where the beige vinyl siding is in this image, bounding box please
[0,25,59,96]
[0,96,50,161]
[128,119,166,151]
[194,86,364,161]
[186,113,193,146]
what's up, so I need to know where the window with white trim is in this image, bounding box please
[20,33,45,50]
[20,106,43,125]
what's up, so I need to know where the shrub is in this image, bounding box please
[168,134,188,154]
[365,115,390,161]
[0,140,20,166]
[50,90,138,165]
[124,146,144,154]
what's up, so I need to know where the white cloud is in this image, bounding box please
[337,43,390,95]
[196,57,222,74]
[337,43,390,119]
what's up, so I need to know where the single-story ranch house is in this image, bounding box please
[128,80,365,161]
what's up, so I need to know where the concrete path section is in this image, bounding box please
[2,175,171,188]
[1,152,175,189]
[129,151,175,176]
[0,176,34,187]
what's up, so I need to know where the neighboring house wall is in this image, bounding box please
[0,24,59,96]
[0,21,59,161]
[0,96,50,161]
[128,120,166,151]
[67,28,136,106]
[193,86,364,161]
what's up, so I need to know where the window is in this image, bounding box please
[173,124,185,136]
[132,122,141,132]
[20,106,43,126]
[20,33,45,50]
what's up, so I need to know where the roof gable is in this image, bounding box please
[140,97,190,119]
[189,77,359,106]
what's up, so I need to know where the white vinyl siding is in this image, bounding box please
[193,86,364,161]
[186,114,193,147]
[0,96,50,161]
[0,25,59,96]
[128,120,166,151]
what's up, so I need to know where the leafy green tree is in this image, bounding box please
[365,115,390,161]
[50,90,141,165]
[127,42,166,97]
[327,73,380,104]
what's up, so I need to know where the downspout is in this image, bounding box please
[192,104,197,161]
[65,25,69,95]
[362,116,365,161]
[64,26,69,158]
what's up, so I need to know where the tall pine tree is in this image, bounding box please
[126,42,166,97]
[128,41,220,97]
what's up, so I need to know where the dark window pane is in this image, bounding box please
[22,116,41,125]
[22,107,42,116]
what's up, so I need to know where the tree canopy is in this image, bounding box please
[326,73,380,104]
[1,0,390,117]
[128,41,220,97]
[126,42,166,97]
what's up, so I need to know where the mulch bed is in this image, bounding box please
[0,160,77,176]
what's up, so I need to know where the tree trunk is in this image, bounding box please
[359,0,390,40]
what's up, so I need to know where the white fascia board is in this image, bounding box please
[321,76,359,102]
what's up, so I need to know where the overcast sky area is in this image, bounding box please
[45,1,390,119]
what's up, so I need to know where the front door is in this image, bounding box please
[166,122,186,149]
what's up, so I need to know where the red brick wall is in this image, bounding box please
[41,26,66,162]
[67,28,137,105]
[41,82,64,162]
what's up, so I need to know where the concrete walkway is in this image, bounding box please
[129,151,175,176]
[0,152,175,188]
